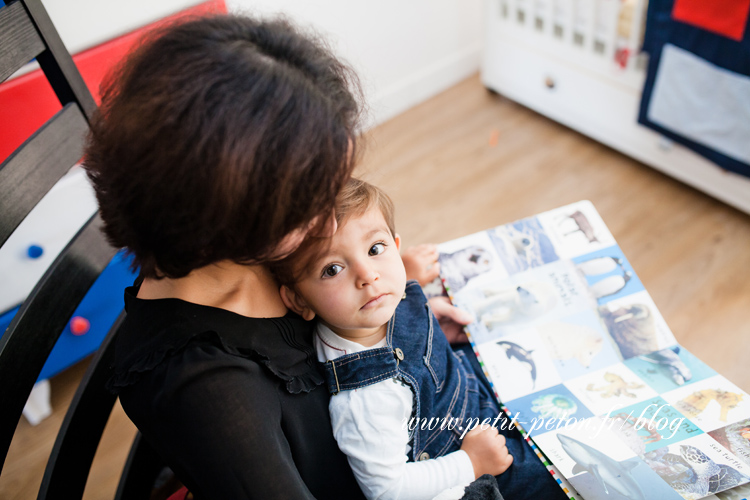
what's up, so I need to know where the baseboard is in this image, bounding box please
[367,43,482,129]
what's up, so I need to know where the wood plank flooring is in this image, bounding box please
[2,73,748,499]
[357,74,750,393]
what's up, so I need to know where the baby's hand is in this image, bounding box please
[460,425,514,478]
[428,296,472,344]
[402,244,440,286]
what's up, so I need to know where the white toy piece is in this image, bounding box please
[23,379,52,426]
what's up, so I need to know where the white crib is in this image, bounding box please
[481,0,750,215]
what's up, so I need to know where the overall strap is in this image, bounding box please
[323,347,401,395]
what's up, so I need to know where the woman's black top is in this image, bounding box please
[109,285,365,499]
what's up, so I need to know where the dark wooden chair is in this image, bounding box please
[0,0,168,497]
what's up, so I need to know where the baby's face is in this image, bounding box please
[294,207,407,342]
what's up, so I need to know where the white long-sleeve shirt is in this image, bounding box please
[315,324,475,500]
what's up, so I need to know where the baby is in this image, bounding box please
[272,179,560,500]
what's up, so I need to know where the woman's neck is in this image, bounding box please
[137,261,288,318]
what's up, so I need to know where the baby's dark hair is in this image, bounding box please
[84,14,362,279]
[271,178,396,287]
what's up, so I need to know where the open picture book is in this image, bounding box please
[435,200,750,500]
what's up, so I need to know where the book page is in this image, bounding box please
[437,201,750,500]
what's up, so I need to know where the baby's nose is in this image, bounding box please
[356,265,379,287]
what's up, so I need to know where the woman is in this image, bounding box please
[85,14,365,498]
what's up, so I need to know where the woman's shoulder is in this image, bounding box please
[108,285,324,394]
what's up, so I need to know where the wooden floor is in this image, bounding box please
[2,73,749,499]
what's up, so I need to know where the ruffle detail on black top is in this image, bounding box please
[243,316,325,394]
[107,285,324,395]
[106,329,231,393]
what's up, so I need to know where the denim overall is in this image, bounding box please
[322,280,498,462]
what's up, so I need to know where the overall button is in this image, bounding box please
[418,452,430,461]
[394,348,404,361]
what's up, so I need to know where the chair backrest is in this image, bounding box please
[0,0,166,497]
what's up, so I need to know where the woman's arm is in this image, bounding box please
[120,344,318,500]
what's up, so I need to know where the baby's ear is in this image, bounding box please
[394,233,402,251]
[280,285,316,321]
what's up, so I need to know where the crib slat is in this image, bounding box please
[533,0,550,35]
[551,0,569,41]
[583,0,596,52]
[514,0,527,26]
[605,0,621,61]
[630,0,648,71]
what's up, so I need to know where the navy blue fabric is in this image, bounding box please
[638,0,750,177]
[323,281,568,499]
[323,346,398,394]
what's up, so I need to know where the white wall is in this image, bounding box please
[35,0,483,128]
[228,0,483,127]
[7,0,205,78]
[40,0,206,54]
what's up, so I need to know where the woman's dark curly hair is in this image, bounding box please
[84,14,362,279]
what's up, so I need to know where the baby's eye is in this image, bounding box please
[322,264,343,278]
[369,243,386,256]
